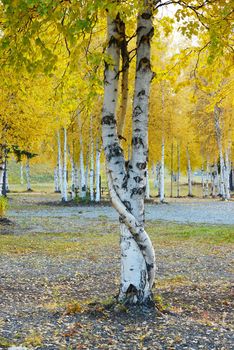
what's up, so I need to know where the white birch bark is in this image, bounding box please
[214,163,219,196]
[214,105,225,199]
[95,138,101,203]
[54,167,59,193]
[170,142,174,197]
[74,166,79,196]
[0,157,4,196]
[201,164,205,197]
[102,10,156,305]
[62,128,68,202]
[26,158,31,191]
[89,118,94,201]
[20,163,24,185]
[224,149,231,200]
[158,162,161,197]
[186,147,193,197]
[205,161,209,197]
[177,142,180,198]
[160,138,165,203]
[78,113,86,199]
[85,151,89,195]
[211,166,216,197]
[70,156,76,199]
[145,169,150,200]
[57,131,63,195]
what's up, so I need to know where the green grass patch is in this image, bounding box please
[0,222,233,258]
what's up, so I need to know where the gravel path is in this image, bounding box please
[6,196,234,233]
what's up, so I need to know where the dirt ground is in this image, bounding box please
[0,193,233,349]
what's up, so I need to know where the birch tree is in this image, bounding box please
[102,5,156,304]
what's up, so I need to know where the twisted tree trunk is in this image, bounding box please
[102,8,155,305]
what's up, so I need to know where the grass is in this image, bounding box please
[0,223,233,257]
[0,196,9,217]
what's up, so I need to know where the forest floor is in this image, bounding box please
[0,193,233,349]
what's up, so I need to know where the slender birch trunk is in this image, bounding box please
[145,169,150,200]
[95,138,101,203]
[57,131,63,195]
[160,138,165,203]
[214,163,219,196]
[54,167,59,193]
[74,166,79,196]
[205,161,209,197]
[117,20,129,138]
[170,142,174,197]
[20,163,24,185]
[211,166,216,197]
[70,155,76,199]
[26,158,31,191]
[177,142,180,198]
[214,105,226,199]
[78,113,86,199]
[62,128,68,202]
[186,147,193,197]
[89,119,94,201]
[158,162,161,197]
[201,164,205,197]
[224,149,230,200]
[102,9,156,305]
[85,151,89,195]
[0,156,5,196]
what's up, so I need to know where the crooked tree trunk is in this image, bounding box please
[186,147,193,197]
[102,9,155,305]
[26,158,32,191]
